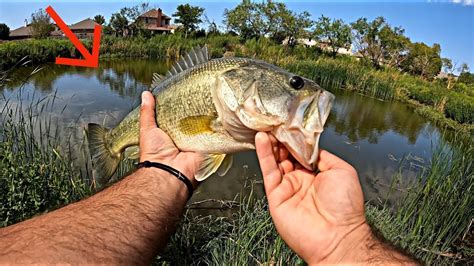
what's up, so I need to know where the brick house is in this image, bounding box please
[136,8,175,34]
[69,18,100,39]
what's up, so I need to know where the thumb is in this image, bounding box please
[140,91,157,130]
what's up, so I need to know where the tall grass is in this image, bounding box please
[157,181,301,265]
[366,135,473,264]
[0,71,92,226]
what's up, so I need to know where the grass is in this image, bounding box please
[156,181,302,265]
[0,66,92,227]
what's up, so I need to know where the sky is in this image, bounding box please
[1,0,473,70]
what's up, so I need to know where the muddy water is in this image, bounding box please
[1,59,443,203]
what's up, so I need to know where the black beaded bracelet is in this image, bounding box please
[137,161,193,200]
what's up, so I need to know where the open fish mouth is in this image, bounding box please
[271,90,335,170]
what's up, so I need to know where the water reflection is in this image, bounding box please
[1,59,444,203]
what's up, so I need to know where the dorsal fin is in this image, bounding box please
[151,73,165,89]
[166,46,209,77]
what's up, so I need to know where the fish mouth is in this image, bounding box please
[271,90,335,170]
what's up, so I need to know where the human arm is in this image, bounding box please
[0,91,201,264]
[254,132,418,265]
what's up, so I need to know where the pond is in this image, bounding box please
[1,59,444,203]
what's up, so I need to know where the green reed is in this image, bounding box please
[156,180,301,265]
[366,134,473,264]
[0,79,92,226]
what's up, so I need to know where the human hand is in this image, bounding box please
[255,132,368,264]
[139,91,202,186]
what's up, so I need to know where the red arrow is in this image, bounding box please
[46,6,101,68]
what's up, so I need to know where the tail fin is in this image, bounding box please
[86,123,121,186]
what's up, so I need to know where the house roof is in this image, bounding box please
[69,18,99,30]
[10,25,32,37]
[139,9,171,19]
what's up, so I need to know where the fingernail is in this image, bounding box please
[141,91,147,105]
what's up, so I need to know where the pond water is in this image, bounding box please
[1,59,444,203]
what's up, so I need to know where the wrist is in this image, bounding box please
[318,222,417,265]
[316,222,372,264]
[135,167,189,201]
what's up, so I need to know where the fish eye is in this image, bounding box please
[289,76,304,90]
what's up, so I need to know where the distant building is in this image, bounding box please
[136,8,175,34]
[283,37,353,55]
[9,20,32,40]
[69,18,99,39]
[9,19,60,40]
[317,40,353,55]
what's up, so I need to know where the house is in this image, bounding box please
[136,8,175,34]
[9,20,32,40]
[317,41,353,55]
[9,19,60,40]
[69,18,99,39]
[9,25,33,40]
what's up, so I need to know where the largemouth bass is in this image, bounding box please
[86,47,335,186]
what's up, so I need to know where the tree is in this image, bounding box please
[30,8,54,39]
[224,0,264,40]
[402,42,442,80]
[109,12,129,37]
[379,25,410,68]
[172,4,204,38]
[0,23,9,40]
[109,3,151,37]
[441,58,458,89]
[460,63,469,74]
[351,17,410,68]
[224,0,312,44]
[93,15,105,25]
[458,63,474,84]
[278,10,312,47]
[313,15,351,57]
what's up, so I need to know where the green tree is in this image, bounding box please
[277,9,312,47]
[351,17,410,68]
[313,15,351,57]
[172,4,204,38]
[93,15,105,25]
[224,0,263,40]
[379,25,410,68]
[224,0,312,44]
[109,3,151,37]
[441,58,458,89]
[458,63,474,84]
[0,23,9,40]
[30,8,54,39]
[402,42,442,80]
[109,11,129,37]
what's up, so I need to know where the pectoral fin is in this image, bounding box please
[217,155,233,176]
[124,146,139,160]
[196,153,227,181]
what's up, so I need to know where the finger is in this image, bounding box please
[317,149,356,173]
[255,132,282,194]
[140,91,157,130]
[278,143,289,161]
[279,159,294,175]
